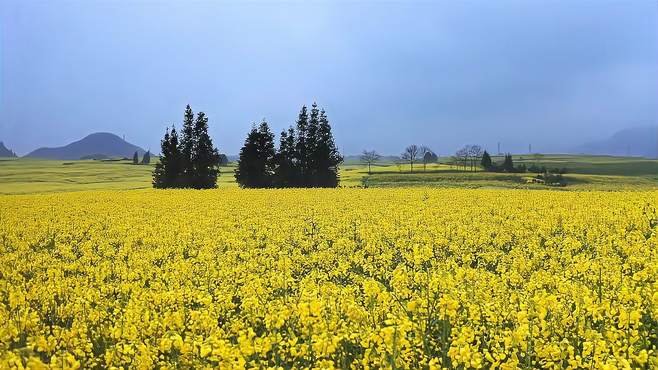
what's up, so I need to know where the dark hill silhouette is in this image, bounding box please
[25,133,145,160]
[573,126,657,159]
[0,142,17,157]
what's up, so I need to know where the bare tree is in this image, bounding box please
[455,147,469,171]
[401,145,419,173]
[468,145,483,172]
[360,150,381,175]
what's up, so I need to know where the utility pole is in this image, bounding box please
[497,142,501,155]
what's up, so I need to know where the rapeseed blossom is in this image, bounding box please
[0,188,656,368]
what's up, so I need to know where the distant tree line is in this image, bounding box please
[151,104,571,189]
[235,103,342,188]
[359,143,568,181]
[153,105,220,189]
[133,150,150,165]
[479,151,567,174]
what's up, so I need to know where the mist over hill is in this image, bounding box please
[24,133,145,160]
[0,142,17,157]
[573,126,657,159]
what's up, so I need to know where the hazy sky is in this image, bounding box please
[1,1,656,156]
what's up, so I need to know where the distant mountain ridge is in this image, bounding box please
[0,142,17,157]
[573,126,657,159]
[25,132,145,160]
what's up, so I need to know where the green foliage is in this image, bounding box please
[218,154,229,166]
[153,105,220,189]
[481,150,492,170]
[153,126,184,188]
[270,103,342,188]
[235,120,277,188]
[141,151,150,165]
[312,108,343,187]
[180,104,196,183]
[535,172,566,186]
[132,151,139,165]
[275,127,297,187]
[501,153,514,172]
[191,112,220,189]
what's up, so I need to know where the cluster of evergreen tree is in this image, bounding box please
[235,103,342,188]
[480,151,527,173]
[133,150,150,165]
[153,105,220,189]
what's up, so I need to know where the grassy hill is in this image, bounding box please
[0,154,655,194]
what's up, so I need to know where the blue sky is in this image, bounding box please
[1,1,656,155]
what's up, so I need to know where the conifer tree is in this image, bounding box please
[294,105,309,186]
[256,120,276,186]
[132,151,139,165]
[180,104,196,184]
[141,150,151,164]
[235,125,259,188]
[306,102,320,186]
[191,111,220,189]
[314,108,343,187]
[235,120,276,188]
[218,154,229,166]
[274,127,297,187]
[502,153,514,172]
[481,150,493,171]
[153,126,183,188]
[152,105,220,189]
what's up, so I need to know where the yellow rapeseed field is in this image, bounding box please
[0,189,656,369]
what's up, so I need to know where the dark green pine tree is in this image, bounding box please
[132,151,139,165]
[502,153,514,172]
[481,150,492,171]
[153,126,183,188]
[274,127,297,187]
[235,120,276,188]
[256,120,277,186]
[191,111,220,189]
[180,104,196,185]
[314,108,343,187]
[141,150,151,164]
[235,125,259,188]
[306,102,320,186]
[294,105,309,186]
[218,154,229,166]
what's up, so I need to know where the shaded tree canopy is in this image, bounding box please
[481,150,493,170]
[153,105,220,189]
[141,150,150,165]
[235,120,277,188]
[237,103,342,188]
[218,154,229,166]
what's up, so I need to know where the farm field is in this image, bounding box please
[0,154,656,194]
[1,188,656,368]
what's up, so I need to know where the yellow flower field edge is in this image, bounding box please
[0,189,656,369]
